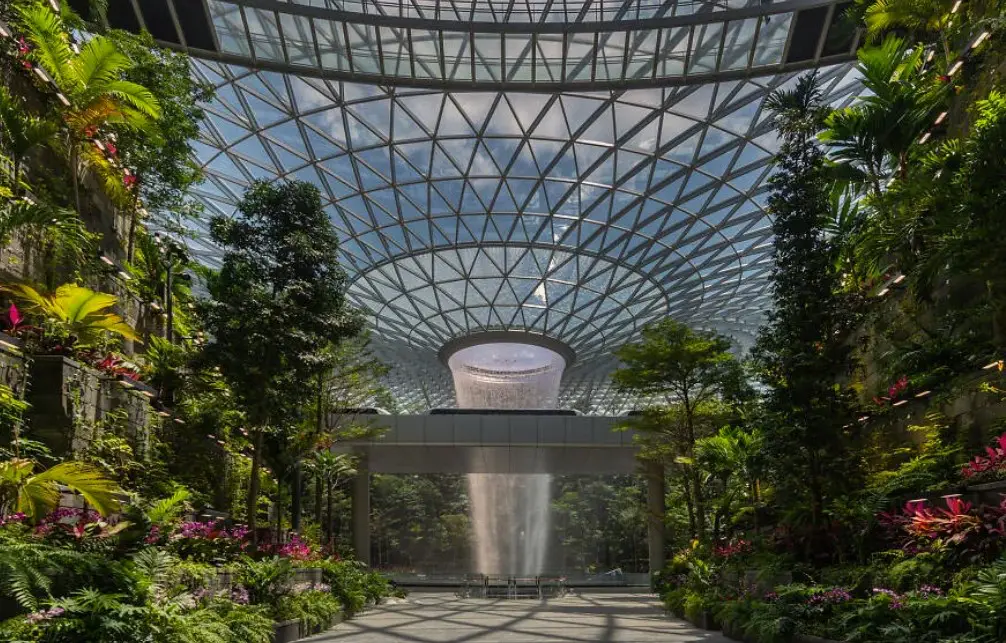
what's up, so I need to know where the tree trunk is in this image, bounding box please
[126,188,141,262]
[326,479,334,549]
[70,142,82,216]
[247,427,264,548]
[291,463,302,533]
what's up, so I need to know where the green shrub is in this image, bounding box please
[274,590,342,631]
[237,557,294,606]
[662,587,687,617]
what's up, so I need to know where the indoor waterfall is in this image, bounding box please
[447,342,566,575]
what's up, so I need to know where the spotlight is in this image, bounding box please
[0,21,10,38]
[32,67,51,83]
[948,61,963,76]
[99,254,115,266]
[56,93,70,106]
[914,390,931,398]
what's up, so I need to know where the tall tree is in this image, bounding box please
[201,180,362,545]
[751,73,861,534]
[614,319,748,540]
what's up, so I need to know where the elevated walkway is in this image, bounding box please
[334,412,637,474]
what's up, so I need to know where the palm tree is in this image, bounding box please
[0,85,57,195]
[305,451,355,547]
[15,2,160,214]
[696,426,765,538]
[856,0,959,59]
[821,36,944,197]
[2,282,140,348]
[0,458,121,521]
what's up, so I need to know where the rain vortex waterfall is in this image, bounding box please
[447,343,566,575]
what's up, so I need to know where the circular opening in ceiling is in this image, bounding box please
[446,341,568,410]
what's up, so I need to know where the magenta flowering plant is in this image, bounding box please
[878,495,1006,563]
[961,432,1006,480]
[713,538,752,559]
[264,533,319,561]
[32,508,108,541]
[872,588,905,609]
[168,520,250,563]
[807,588,853,607]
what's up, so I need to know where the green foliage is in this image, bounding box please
[202,180,364,536]
[2,283,139,349]
[236,557,294,607]
[0,458,121,521]
[274,590,341,630]
[753,72,862,534]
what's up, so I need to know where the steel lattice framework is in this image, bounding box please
[127,0,863,412]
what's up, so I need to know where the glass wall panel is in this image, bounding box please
[625,29,657,80]
[473,33,502,81]
[207,0,249,55]
[442,32,472,81]
[411,29,442,79]
[752,14,793,67]
[505,34,533,82]
[564,33,595,82]
[246,8,284,62]
[658,26,688,77]
[381,26,412,77]
[688,22,722,74]
[720,18,757,71]
[315,19,349,70]
[279,13,317,67]
[535,35,563,82]
[346,23,380,73]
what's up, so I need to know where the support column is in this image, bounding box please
[645,459,666,576]
[352,451,371,566]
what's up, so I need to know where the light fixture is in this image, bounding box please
[157,410,171,418]
[173,418,185,425]
[983,360,1001,370]
[892,274,906,285]
[858,416,870,422]
[56,92,69,106]
[934,112,948,125]
[876,288,890,297]
[0,21,11,38]
[951,0,962,12]
[99,254,114,267]
[93,139,105,152]
[32,66,50,83]
[0,339,20,352]
[48,0,60,12]
[971,32,991,50]
[919,132,931,144]
[117,270,131,280]
[915,390,931,398]
[118,379,135,389]
[150,301,162,311]
[892,399,908,407]
[948,61,963,76]
[141,390,155,399]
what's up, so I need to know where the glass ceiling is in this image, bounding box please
[180,54,861,412]
[118,0,859,90]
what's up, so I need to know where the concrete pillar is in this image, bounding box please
[352,451,371,566]
[645,459,666,576]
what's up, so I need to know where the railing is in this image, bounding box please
[455,575,568,599]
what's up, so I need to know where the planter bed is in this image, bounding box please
[271,609,349,643]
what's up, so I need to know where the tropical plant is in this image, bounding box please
[752,72,862,536]
[0,199,96,288]
[821,36,944,198]
[0,458,121,521]
[614,318,750,540]
[2,283,139,350]
[0,535,93,611]
[0,85,57,193]
[202,180,363,544]
[15,1,161,214]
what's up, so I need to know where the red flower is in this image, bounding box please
[123,173,137,188]
[105,142,117,156]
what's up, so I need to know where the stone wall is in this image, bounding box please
[24,355,155,458]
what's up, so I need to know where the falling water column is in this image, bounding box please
[447,342,567,575]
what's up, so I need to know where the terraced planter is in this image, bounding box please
[272,619,301,643]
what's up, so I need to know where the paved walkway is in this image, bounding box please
[308,591,732,642]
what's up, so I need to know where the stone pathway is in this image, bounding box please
[307,591,733,642]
